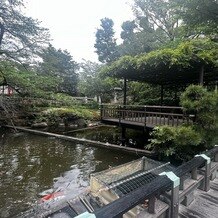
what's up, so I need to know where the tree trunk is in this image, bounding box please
[0,22,5,47]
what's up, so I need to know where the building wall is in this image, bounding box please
[0,85,14,95]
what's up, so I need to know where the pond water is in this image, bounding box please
[65,126,148,148]
[0,128,139,218]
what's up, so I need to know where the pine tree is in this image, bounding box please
[94,18,119,63]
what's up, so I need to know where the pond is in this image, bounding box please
[0,128,139,218]
[65,126,148,148]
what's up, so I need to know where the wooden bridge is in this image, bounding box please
[101,104,195,129]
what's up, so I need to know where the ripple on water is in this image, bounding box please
[0,129,138,218]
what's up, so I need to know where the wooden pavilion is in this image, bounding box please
[100,40,218,143]
[103,39,218,106]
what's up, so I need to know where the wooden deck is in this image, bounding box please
[179,176,218,218]
[19,147,218,218]
[101,105,195,129]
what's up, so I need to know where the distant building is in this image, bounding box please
[0,84,16,96]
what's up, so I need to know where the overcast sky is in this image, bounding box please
[25,0,134,62]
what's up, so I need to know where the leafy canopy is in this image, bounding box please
[0,0,49,62]
[94,18,119,63]
[0,61,58,97]
[78,60,120,102]
[39,44,78,95]
[102,39,218,85]
[175,0,218,36]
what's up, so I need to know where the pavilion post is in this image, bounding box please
[121,78,127,146]
[199,65,204,86]
[123,78,127,106]
[215,81,217,93]
[160,84,164,106]
[174,88,177,105]
[121,126,126,146]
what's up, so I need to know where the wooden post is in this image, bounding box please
[179,176,184,190]
[215,151,218,162]
[195,154,211,192]
[148,196,156,214]
[121,126,126,146]
[144,106,147,127]
[204,161,211,192]
[191,167,197,180]
[174,88,177,105]
[199,65,204,86]
[141,156,146,171]
[171,185,180,218]
[100,104,103,120]
[160,85,164,106]
[118,105,121,125]
[159,171,180,218]
[211,147,218,180]
[215,81,217,93]
[123,78,127,106]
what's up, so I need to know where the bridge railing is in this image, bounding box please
[93,146,218,218]
[100,104,195,127]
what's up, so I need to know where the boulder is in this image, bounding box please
[75,118,87,128]
[31,122,48,128]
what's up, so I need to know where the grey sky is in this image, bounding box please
[25,0,134,62]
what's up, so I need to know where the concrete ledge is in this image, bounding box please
[4,125,155,156]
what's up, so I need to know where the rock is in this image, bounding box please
[58,123,65,127]
[75,118,87,128]
[88,122,99,127]
[31,122,48,128]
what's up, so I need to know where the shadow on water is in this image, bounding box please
[0,128,139,218]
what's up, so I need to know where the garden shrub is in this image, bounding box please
[147,125,202,161]
[148,85,218,161]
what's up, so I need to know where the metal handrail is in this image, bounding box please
[101,104,183,110]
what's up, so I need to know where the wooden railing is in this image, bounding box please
[93,146,218,218]
[101,104,195,127]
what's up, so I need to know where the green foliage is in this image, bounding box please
[118,20,154,56]
[114,0,217,57]
[0,61,59,97]
[78,60,120,102]
[102,39,218,84]
[181,85,218,130]
[175,0,218,36]
[128,82,160,105]
[148,85,218,161]
[0,0,49,62]
[39,44,78,95]
[121,21,137,43]
[37,107,99,126]
[148,125,202,160]
[128,82,182,106]
[94,18,119,63]
[180,85,208,112]
[133,0,181,42]
[117,0,185,56]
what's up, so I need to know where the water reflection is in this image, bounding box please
[67,126,148,148]
[0,129,138,217]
